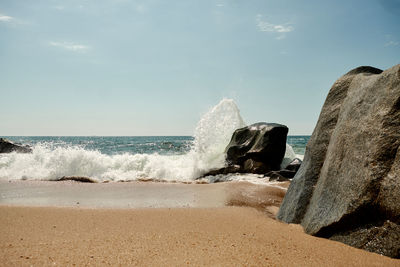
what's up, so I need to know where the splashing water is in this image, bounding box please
[0,99,248,182]
[0,99,298,182]
[281,144,297,169]
[193,99,246,173]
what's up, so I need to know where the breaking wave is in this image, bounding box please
[0,99,296,183]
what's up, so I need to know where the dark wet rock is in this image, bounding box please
[265,171,292,182]
[198,123,289,179]
[0,138,32,153]
[264,169,296,181]
[277,65,400,258]
[243,159,269,173]
[284,158,302,172]
[199,165,242,177]
[225,122,288,173]
[56,176,97,183]
[265,158,302,181]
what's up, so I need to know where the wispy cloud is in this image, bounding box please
[385,40,399,47]
[256,14,294,39]
[0,13,29,26]
[53,5,65,11]
[384,35,399,47]
[49,41,91,53]
[0,13,13,22]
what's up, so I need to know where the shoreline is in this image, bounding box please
[0,180,288,216]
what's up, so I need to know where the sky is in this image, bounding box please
[1,0,399,136]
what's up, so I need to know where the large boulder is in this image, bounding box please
[0,138,32,153]
[198,122,289,178]
[225,122,288,173]
[277,65,400,258]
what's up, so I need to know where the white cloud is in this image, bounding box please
[49,41,91,52]
[0,14,13,22]
[0,13,29,26]
[54,6,65,10]
[256,14,294,39]
[385,40,399,47]
[384,35,399,47]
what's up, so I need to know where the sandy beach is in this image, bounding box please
[1,181,399,266]
[2,0,399,264]
[1,206,399,266]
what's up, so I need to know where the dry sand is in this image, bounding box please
[0,181,399,266]
[1,206,399,266]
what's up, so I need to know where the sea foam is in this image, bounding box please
[0,99,296,182]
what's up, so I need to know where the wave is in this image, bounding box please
[0,99,297,183]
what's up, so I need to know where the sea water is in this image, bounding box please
[0,99,309,183]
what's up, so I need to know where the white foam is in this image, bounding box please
[0,99,246,182]
[0,99,300,183]
[280,143,297,169]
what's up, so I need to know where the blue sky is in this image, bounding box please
[1,0,399,136]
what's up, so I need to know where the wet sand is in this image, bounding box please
[0,180,288,214]
[0,181,399,266]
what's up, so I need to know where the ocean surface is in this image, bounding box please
[0,100,309,183]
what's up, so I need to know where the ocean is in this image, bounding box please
[0,100,309,184]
